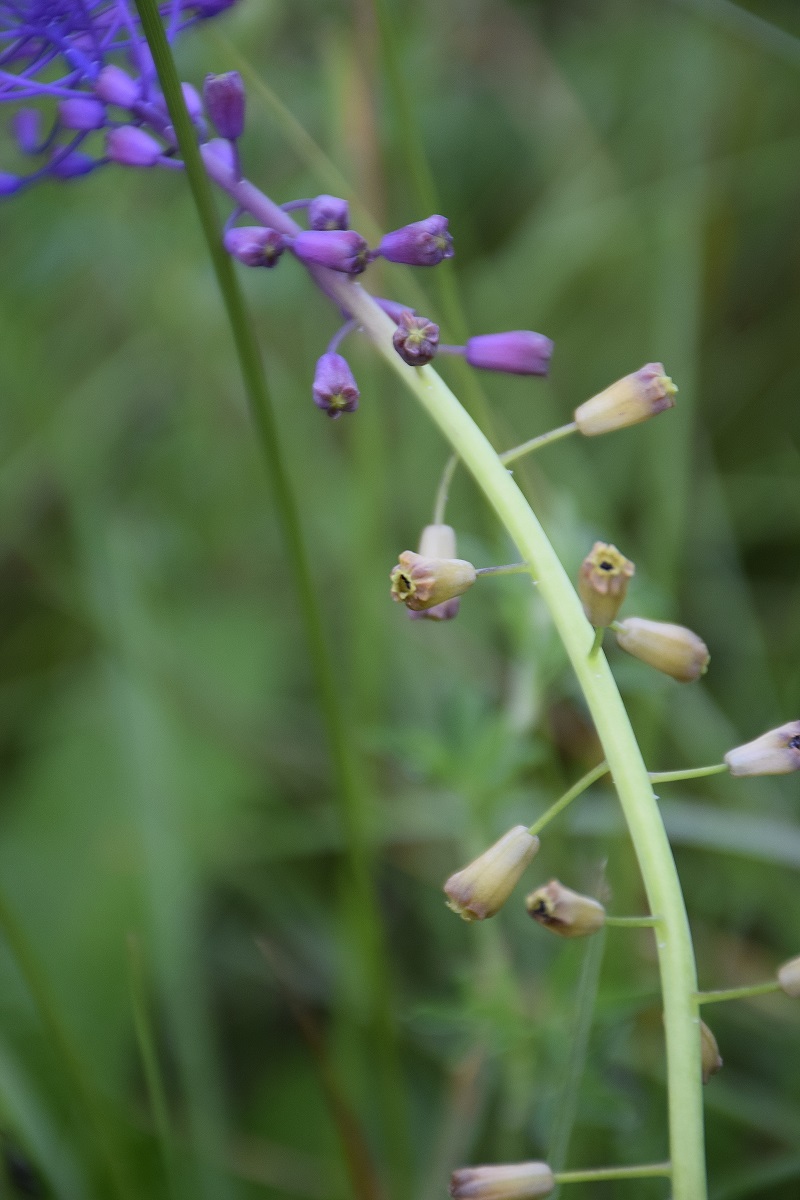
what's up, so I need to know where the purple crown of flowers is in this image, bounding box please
[0,0,237,191]
[1,5,553,414]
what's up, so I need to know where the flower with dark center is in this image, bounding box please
[291,229,370,275]
[392,310,439,366]
[224,225,285,267]
[312,352,360,418]
[377,215,453,266]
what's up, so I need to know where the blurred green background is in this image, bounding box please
[1,0,800,1196]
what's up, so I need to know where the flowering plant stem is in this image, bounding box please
[330,288,707,1200]
[133,9,707,1192]
[554,1161,672,1184]
[697,980,781,1005]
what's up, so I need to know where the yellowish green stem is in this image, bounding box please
[697,980,781,1005]
[605,915,660,928]
[475,563,531,578]
[555,1161,672,1184]
[326,283,708,1200]
[499,421,579,466]
[528,761,610,837]
[649,763,728,783]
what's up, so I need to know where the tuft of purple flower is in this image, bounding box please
[392,310,440,366]
[224,226,285,267]
[0,0,239,192]
[312,353,360,419]
[376,215,453,267]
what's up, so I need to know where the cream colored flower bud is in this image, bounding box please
[525,879,606,938]
[418,523,457,558]
[700,1020,723,1084]
[724,722,800,777]
[390,550,477,612]
[614,616,710,682]
[577,542,635,628]
[450,1162,555,1200]
[777,955,800,997]
[444,826,540,922]
[408,525,463,621]
[574,363,677,437]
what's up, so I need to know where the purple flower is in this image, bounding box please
[0,172,21,195]
[13,111,42,154]
[203,71,245,139]
[95,66,141,109]
[464,332,553,376]
[292,230,370,275]
[106,126,164,167]
[308,194,349,231]
[377,215,453,266]
[224,226,285,267]
[50,149,98,179]
[392,310,440,366]
[59,98,107,131]
[0,1,240,195]
[312,353,360,419]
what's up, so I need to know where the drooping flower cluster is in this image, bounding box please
[0,0,239,193]
[1,18,556,415]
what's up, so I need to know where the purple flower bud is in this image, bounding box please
[50,150,97,179]
[223,226,285,267]
[13,110,41,155]
[312,353,360,419]
[465,332,553,376]
[202,138,237,173]
[106,126,164,168]
[0,173,22,196]
[377,215,453,266]
[203,72,246,139]
[292,230,370,275]
[58,97,107,131]
[95,65,140,109]
[392,310,440,366]
[308,194,350,231]
[181,83,204,123]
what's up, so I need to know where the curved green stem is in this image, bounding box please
[528,761,609,837]
[697,980,781,1005]
[588,628,604,658]
[135,63,707,1193]
[326,286,707,1200]
[650,764,728,783]
[433,454,458,525]
[475,563,531,578]
[605,915,660,928]
[499,422,579,466]
[555,1161,672,1184]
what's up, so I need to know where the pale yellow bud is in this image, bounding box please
[700,1020,723,1084]
[450,1162,555,1200]
[574,363,677,437]
[408,525,463,621]
[614,616,710,682]
[777,955,800,998]
[417,523,456,558]
[525,879,606,938]
[577,542,635,628]
[724,722,800,777]
[390,550,477,612]
[444,826,540,922]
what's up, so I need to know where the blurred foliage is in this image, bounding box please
[1,0,800,1197]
